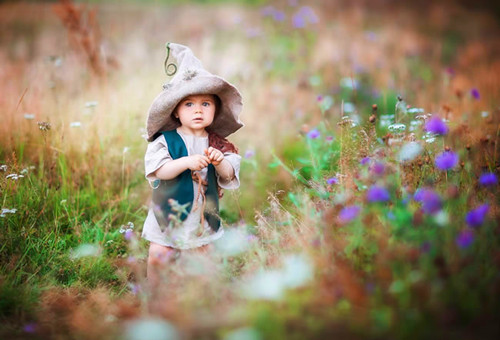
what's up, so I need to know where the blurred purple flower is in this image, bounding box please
[325,135,334,142]
[273,11,286,22]
[445,67,455,77]
[338,205,361,224]
[360,157,370,166]
[370,162,385,176]
[425,115,449,135]
[470,88,480,100]
[244,149,255,159]
[292,6,319,28]
[307,128,320,139]
[317,95,323,101]
[261,5,276,16]
[420,241,431,253]
[23,323,37,333]
[456,229,474,249]
[367,186,390,202]
[124,229,134,240]
[479,172,498,187]
[465,204,489,227]
[327,177,338,185]
[435,151,458,170]
[414,188,442,214]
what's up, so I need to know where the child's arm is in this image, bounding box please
[205,147,235,182]
[154,155,210,180]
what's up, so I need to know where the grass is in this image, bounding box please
[1,0,499,339]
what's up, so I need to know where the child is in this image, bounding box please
[142,43,243,284]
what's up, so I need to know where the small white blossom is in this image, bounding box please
[24,113,35,120]
[70,121,82,128]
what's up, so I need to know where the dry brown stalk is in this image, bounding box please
[52,0,105,77]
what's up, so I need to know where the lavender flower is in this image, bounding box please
[435,151,458,171]
[307,128,320,139]
[338,205,361,224]
[370,162,385,176]
[327,177,338,185]
[23,323,37,333]
[470,88,480,100]
[465,204,489,227]
[360,157,370,166]
[366,186,390,202]
[414,188,442,214]
[244,149,255,159]
[479,172,498,187]
[425,116,449,135]
[456,229,474,249]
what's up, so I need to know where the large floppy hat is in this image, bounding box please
[146,43,244,141]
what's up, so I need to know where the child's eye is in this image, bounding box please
[202,102,211,107]
[185,102,193,107]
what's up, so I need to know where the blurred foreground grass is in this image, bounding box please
[1,0,499,339]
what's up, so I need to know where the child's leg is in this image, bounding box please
[147,242,175,288]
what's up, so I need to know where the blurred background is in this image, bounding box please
[1,0,499,339]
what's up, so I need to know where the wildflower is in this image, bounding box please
[388,123,406,133]
[123,147,130,154]
[340,77,358,90]
[414,188,442,214]
[37,121,51,131]
[70,121,82,128]
[465,204,489,227]
[470,88,480,100]
[435,151,458,170]
[124,229,134,240]
[456,229,474,249]
[325,135,334,142]
[360,157,370,166]
[327,177,338,185]
[425,116,449,135]
[479,172,498,187]
[343,102,355,113]
[23,323,37,333]
[6,174,24,180]
[370,162,385,176]
[1,208,18,217]
[307,128,320,139]
[398,142,423,162]
[24,113,35,120]
[292,6,318,29]
[244,149,255,159]
[366,186,390,202]
[0,165,7,172]
[481,111,489,118]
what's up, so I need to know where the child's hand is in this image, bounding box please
[205,147,224,166]
[185,154,210,171]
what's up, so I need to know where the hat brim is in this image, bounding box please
[146,75,243,141]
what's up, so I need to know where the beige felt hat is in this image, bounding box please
[146,43,244,141]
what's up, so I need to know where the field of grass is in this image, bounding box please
[1,0,499,339]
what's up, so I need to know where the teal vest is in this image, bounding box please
[152,130,220,232]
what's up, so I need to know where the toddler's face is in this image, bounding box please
[174,94,216,134]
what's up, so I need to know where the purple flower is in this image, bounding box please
[425,115,449,135]
[292,6,318,28]
[435,151,458,170]
[360,157,370,166]
[465,204,489,227]
[370,162,385,176]
[124,229,134,240]
[307,128,320,139]
[366,186,390,202]
[445,67,455,77]
[325,135,334,142]
[327,177,338,185]
[273,10,286,22]
[456,229,474,249]
[317,95,323,102]
[23,323,37,333]
[414,188,442,214]
[292,13,306,28]
[420,241,431,253]
[479,172,498,187]
[244,149,255,159]
[338,205,361,224]
[470,88,480,100]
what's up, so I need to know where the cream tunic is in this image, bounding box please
[142,128,241,249]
